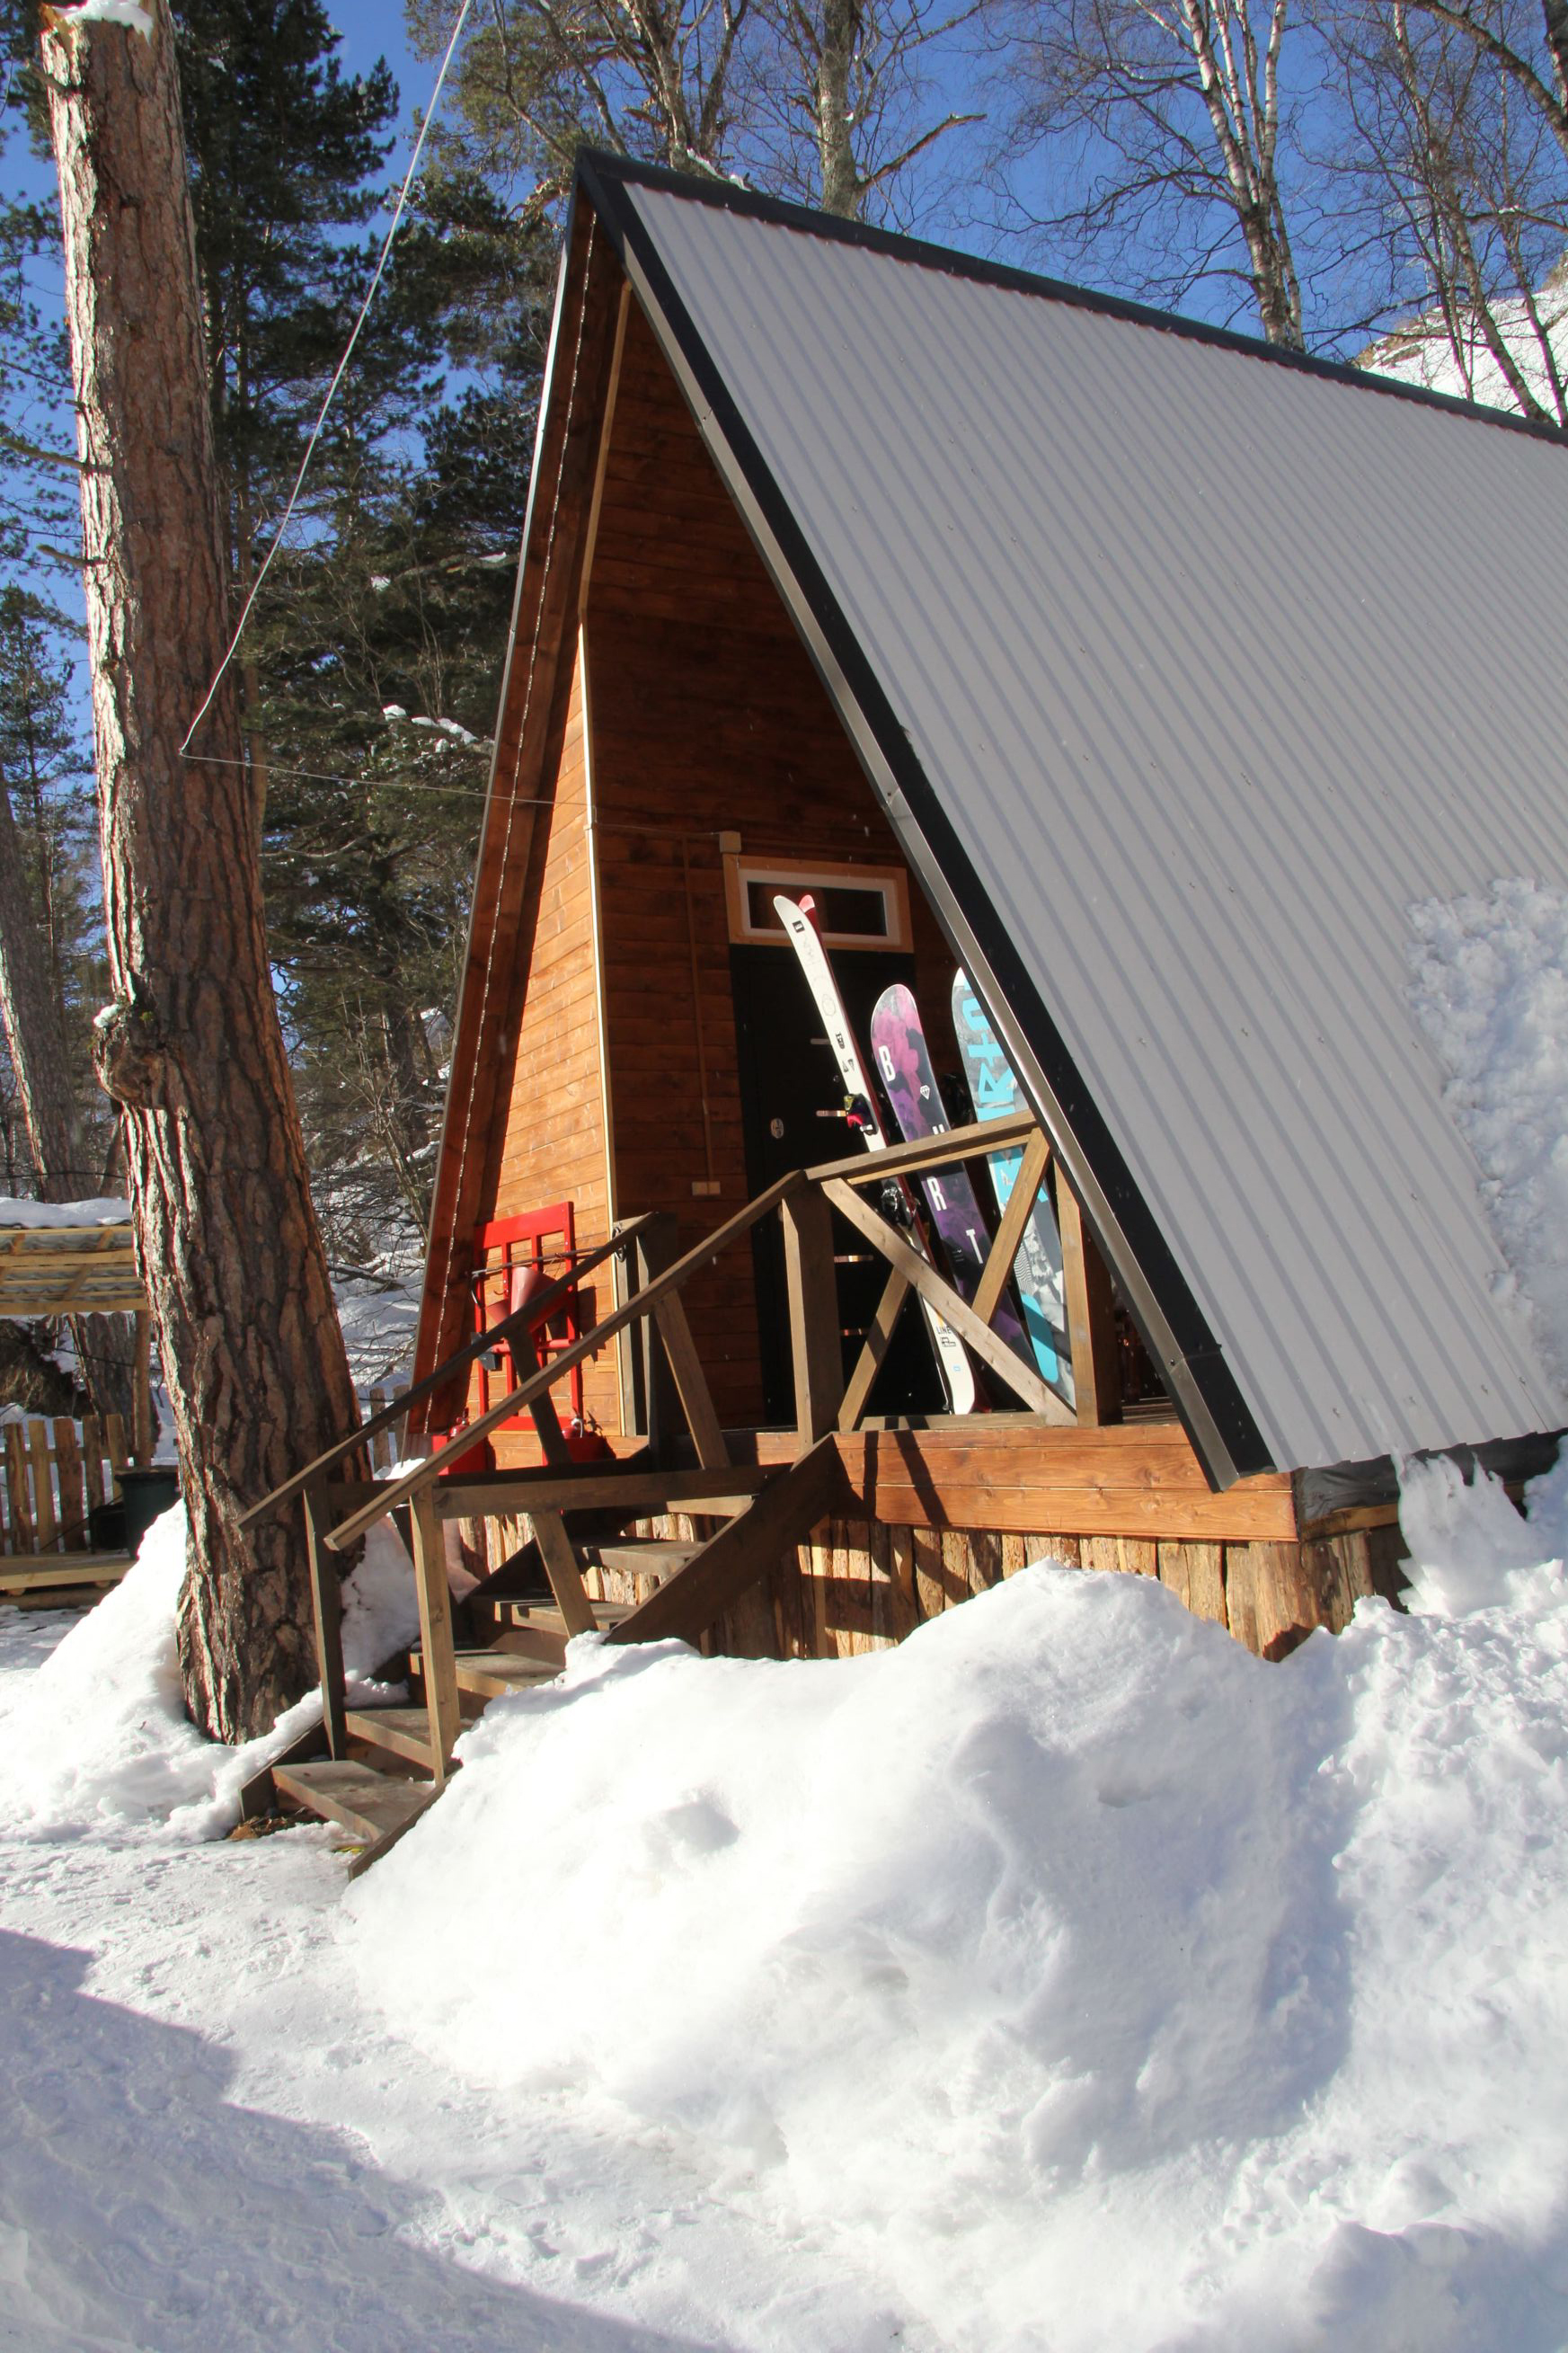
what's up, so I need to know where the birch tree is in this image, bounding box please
[746,0,983,218]
[1394,0,1568,168]
[1000,0,1308,343]
[39,0,359,1741]
[408,0,757,204]
[1324,1,1568,422]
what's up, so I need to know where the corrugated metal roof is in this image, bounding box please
[591,161,1568,1478]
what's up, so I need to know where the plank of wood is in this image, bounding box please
[583,1538,702,1577]
[821,1179,1073,1425]
[607,1437,847,1647]
[1223,1540,1321,1661]
[970,1129,1051,1331]
[0,1552,132,1593]
[409,1488,463,1782]
[651,1292,732,1470]
[238,1718,328,1821]
[434,1466,768,1520]
[780,1185,844,1449]
[744,1424,1298,1542]
[303,1480,348,1762]
[343,1705,442,1771]
[52,1418,86,1551]
[27,1422,55,1553]
[240,1218,653,1527]
[272,1759,437,1861]
[806,1110,1038,1187]
[326,1175,803,1550]
[1156,1540,1227,1626]
[528,1506,598,1638]
[104,1412,128,1474]
[837,1267,911,1434]
[2,1424,28,1555]
[1056,1176,1121,1428]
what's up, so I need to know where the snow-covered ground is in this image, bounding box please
[4,1457,1568,2349]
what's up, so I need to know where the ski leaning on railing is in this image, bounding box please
[773,895,977,1414]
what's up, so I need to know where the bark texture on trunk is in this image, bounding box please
[41,0,358,1740]
[0,771,82,1190]
[0,770,138,1422]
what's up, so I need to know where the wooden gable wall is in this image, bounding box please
[580,300,961,1427]
[438,279,961,1443]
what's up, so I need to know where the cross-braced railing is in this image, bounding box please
[244,1112,1122,1786]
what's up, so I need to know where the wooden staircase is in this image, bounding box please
[241,1113,1068,1872]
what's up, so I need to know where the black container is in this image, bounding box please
[89,1497,128,1553]
[117,1466,182,1558]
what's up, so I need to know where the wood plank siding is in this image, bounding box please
[579,301,959,1425]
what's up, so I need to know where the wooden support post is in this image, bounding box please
[607,1436,848,1647]
[651,1293,731,1470]
[837,1267,911,1433]
[633,1213,682,1462]
[528,1505,598,1638]
[410,1485,463,1783]
[781,1187,844,1452]
[302,1478,349,1762]
[132,1308,154,1467]
[971,1130,1051,1331]
[1055,1174,1121,1427]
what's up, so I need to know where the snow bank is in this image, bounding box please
[1408,879,1568,1392]
[346,1478,1568,2351]
[0,1504,421,1842]
[0,1194,129,1228]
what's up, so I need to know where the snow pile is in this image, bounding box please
[345,1465,1568,2351]
[0,1504,421,1842]
[1367,274,1568,417]
[0,1194,129,1228]
[1408,878,1568,1392]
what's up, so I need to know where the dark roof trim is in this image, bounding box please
[577,149,1275,1484]
[577,148,1568,450]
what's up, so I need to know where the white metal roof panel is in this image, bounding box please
[612,173,1568,1475]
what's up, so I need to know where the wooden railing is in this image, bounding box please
[246,1112,1121,1786]
[1,1412,129,1558]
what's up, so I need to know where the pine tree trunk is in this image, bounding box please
[0,771,137,1423]
[41,0,359,1740]
[0,771,80,1188]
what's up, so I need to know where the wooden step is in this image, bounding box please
[580,1538,702,1578]
[343,1705,440,1771]
[272,1760,436,1875]
[483,1596,635,1664]
[411,1647,562,1704]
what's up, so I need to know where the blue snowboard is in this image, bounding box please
[952,972,1074,1405]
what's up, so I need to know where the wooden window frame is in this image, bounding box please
[722,854,912,953]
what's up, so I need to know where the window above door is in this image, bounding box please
[723,855,912,951]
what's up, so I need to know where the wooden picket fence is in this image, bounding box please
[362,1386,409,1473]
[1,1412,128,1559]
[0,1386,407,1568]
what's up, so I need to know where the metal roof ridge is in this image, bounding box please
[575,148,1568,451]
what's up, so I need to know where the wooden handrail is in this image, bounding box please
[805,1108,1039,1187]
[239,1215,656,1529]
[324,1173,805,1551]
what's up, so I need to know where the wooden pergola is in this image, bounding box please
[0,1217,154,1463]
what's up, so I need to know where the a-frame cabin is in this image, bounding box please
[397,153,1568,1672]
